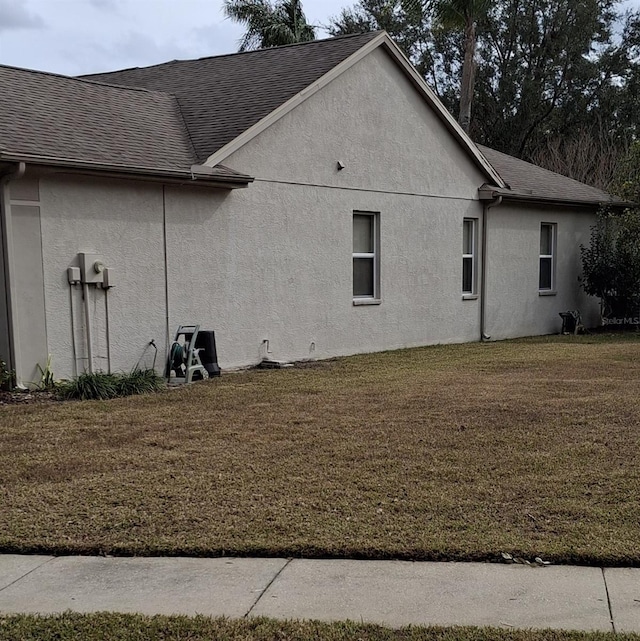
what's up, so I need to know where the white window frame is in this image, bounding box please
[352,212,380,303]
[462,218,478,296]
[539,222,557,293]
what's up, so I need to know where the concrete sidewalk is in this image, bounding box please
[1,555,638,632]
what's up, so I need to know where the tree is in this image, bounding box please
[611,141,640,204]
[430,0,491,133]
[473,0,622,158]
[223,0,315,51]
[328,0,431,78]
[529,127,625,191]
[581,208,640,321]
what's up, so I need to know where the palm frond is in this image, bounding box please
[429,0,492,28]
[224,0,315,50]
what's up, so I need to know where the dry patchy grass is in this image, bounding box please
[1,335,639,564]
[1,614,639,641]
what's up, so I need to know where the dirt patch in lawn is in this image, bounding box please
[0,389,57,406]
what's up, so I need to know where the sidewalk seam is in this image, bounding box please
[601,567,616,634]
[244,558,292,618]
[0,556,57,594]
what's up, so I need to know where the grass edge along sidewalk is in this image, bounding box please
[2,614,640,641]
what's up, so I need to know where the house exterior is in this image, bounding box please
[0,32,619,386]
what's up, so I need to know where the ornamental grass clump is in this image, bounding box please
[57,369,163,401]
[116,368,165,397]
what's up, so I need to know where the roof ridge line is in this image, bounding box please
[172,96,200,164]
[0,62,176,96]
[80,31,384,78]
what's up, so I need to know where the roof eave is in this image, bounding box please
[0,152,254,188]
[478,186,629,209]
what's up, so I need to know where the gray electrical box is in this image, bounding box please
[78,252,104,284]
[67,266,81,284]
[102,267,115,289]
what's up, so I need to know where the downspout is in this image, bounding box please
[0,162,26,377]
[480,195,502,342]
[162,185,170,357]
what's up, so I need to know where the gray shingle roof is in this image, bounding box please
[83,32,381,163]
[478,145,618,205]
[0,65,198,172]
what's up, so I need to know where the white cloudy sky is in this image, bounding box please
[0,0,348,75]
[1,0,639,76]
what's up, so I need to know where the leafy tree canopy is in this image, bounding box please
[224,0,315,51]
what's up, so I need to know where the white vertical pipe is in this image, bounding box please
[83,282,94,373]
[104,288,111,374]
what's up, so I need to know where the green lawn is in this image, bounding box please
[1,334,639,564]
[0,614,638,641]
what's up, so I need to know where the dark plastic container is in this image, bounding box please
[194,330,221,377]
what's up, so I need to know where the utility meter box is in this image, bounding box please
[78,252,105,284]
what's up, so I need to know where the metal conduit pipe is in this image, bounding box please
[83,282,94,374]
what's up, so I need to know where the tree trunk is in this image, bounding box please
[458,17,476,135]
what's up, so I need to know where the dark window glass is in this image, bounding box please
[539,257,552,290]
[353,257,374,297]
[463,220,473,255]
[463,256,473,293]
[540,224,553,255]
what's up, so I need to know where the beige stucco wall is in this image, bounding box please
[485,203,599,340]
[163,186,483,368]
[165,46,487,367]
[38,174,167,380]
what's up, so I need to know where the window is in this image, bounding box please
[353,212,379,299]
[539,223,556,291]
[462,218,477,295]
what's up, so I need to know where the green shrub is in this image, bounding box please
[580,208,640,319]
[115,368,164,397]
[0,356,15,391]
[57,369,163,401]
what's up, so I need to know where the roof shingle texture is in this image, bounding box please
[83,32,381,163]
[478,145,616,204]
[0,65,197,171]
